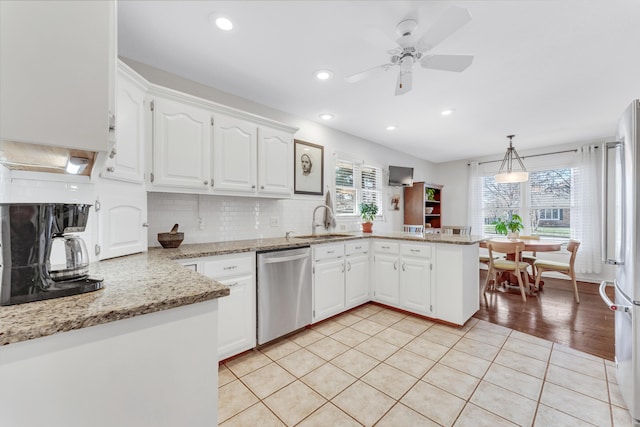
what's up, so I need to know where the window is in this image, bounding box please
[334,157,382,216]
[480,167,572,239]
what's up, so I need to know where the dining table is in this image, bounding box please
[480,237,564,293]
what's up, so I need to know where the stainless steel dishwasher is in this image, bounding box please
[257,247,312,345]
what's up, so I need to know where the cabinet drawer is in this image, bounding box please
[374,241,400,254]
[314,243,345,261]
[345,240,369,256]
[401,243,432,258]
[203,253,254,278]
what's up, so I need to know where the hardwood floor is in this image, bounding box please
[474,270,615,360]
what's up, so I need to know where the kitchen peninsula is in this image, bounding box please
[0,231,480,427]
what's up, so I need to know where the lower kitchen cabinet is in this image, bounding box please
[373,240,433,316]
[179,252,256,360]
[344,241,370,308]
[312,240,370,323]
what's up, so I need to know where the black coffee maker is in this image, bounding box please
[0,203,103,306]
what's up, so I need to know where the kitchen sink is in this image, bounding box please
[292,234,353,240]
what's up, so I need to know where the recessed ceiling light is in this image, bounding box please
[386,125,397,131]
[441,109,455,116]
[319,113,334,120]
[214,16,233,31]
[314,70,333,81]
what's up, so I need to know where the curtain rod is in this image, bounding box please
[468,147,593,166]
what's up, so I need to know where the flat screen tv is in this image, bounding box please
[388,165,414,187]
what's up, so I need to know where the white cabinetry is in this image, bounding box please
[312,240,370,322]
[150,97,212,191]
[345,241,370,308]
[373,242,400,305]
[313,243,346,322]
[399,243,433,316]
[95,180,148,260]
[258,126,292,196]
[373,240,433,316]
[101,62,146,183]
[179,252,256,360]
[212,115,257,193]
[145,83,297,197]
[435,243,479,325]
[0,0,116,151]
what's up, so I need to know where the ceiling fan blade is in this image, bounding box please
[395,71,412,96]
[345,64,393,83]
[421,54,474,72]
[417,6,472,52]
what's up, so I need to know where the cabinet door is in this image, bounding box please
[0,1,115,151]
[345,253,370,308]
[313,258,345,322]
[151,97,211,190]
[97,184,148,260]
[400,257,432,315]
[213,115,257,193]
[102,67,145,183]
[215,274,256,360]
[373,254,399,305]
[258,126,292,196]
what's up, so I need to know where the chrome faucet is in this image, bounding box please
[311,204,333,236]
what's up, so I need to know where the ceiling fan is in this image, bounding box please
[345,6,474,96]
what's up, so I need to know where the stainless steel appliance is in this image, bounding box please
[599,99,640,426]
[0,203,103,305]
[257,247,311,345]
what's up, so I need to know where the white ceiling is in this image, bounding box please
[118,1,640,163]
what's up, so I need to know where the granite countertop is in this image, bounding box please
[0,231,482,347]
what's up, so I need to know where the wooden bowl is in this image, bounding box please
[157,232,184,248]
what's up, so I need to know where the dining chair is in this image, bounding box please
[441,225,472,235]
[517,235,540,276]
[483,240,531,302]
[403,224,424,233]
[534,240,581,303]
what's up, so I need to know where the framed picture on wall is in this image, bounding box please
[294,139,324,195]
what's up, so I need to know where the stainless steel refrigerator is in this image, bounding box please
[600,99,640,426]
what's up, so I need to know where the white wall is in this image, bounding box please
[121,58,436,245]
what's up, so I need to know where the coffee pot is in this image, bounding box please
[0,203,103,306]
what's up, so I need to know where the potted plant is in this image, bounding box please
[493,213,524,239]
[359,202,378,233]
[426,188,436,201]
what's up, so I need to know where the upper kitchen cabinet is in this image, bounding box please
[0,0,116,152]
[258,126,293,196]
[212,115,257,193]
[101,63,147,183]
[149,96,212,192]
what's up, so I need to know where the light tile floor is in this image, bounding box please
[219,303,633,426]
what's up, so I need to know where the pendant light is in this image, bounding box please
[495,134,529,183]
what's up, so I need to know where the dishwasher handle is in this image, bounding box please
[262,253,310,264]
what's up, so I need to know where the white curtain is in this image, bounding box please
[467,161,484,236]
[572,144,602,274]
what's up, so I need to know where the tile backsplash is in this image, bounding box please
[147,192,375,246]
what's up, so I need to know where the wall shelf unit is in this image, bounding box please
[404,182,443,233]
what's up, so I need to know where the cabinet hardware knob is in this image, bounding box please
[393,261,398,270]
[109,147,117,159]
[106,167,115,173]
[251,184,256,189]
[261,185,265,189]
[204,180,209,186]
[402,262,406,271]
[142,222,149,227]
